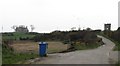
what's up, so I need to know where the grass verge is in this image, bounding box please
[74,43,102,50]
[60,42,102,53]
[3,53,39,64]
[2,44,39,64]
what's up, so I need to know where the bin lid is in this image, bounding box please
[39,42,48,44]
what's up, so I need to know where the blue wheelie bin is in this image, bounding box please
[39,42,48,57]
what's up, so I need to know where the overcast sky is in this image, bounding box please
[0,0,120,33]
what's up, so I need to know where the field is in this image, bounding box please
[3,41,69,64]
[2,32,35,40]
[10,41,69,54]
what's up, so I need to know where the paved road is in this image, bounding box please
[32,35,117,64]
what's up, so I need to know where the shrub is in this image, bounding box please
[33,34,42,42]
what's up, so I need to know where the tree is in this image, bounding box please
[71,27,76,31]
[11,25,17,31]
[30,25,35,32]
[86,27,92,31]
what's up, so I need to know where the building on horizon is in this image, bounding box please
[15,25,29,33]
[104,23,111,31]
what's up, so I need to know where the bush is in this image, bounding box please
[19,37,29,40]
[2,38,13,45]
[74,42,101,50]
[83,32,97,44]
[33,35,40,42]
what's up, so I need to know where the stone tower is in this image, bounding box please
[104,23,111,31]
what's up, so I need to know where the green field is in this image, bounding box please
[3,32,36,40]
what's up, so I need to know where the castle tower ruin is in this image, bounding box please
[104,23,111,31]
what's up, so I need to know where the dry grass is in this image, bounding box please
[10,41,69,54]
[47,41,68,53]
